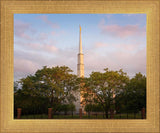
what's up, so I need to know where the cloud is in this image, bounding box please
[14,19,59,42]
[14,15,146,81]
[27,42,57,53]
[14,58,39,73]
[84,49,146,78]
[14,46,77,81]
[45,44,58,52]
[14,40,146,81]
[14,20,32,40]
[38,32,48,41]
[14,58,40,80]
[14,49,56,81]
[108,47,146,76]
[99,19,146,38]
[37,15,59,28]
[15,39,58,54]
[51,30,66,37]
[84,42,146,77]
[93,42,145,54]
[51,31,56,36]
[94,42,109,48]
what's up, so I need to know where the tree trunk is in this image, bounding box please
[50,97,54,117]
[50,96,54,107]
[88,111,90,118]
[105,111,108,119]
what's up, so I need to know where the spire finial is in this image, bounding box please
[79,25,81,32]
[79,25,82,54]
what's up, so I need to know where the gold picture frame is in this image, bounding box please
[0,0,159,132]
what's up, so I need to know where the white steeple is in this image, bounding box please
[74,25,84,114]
[79,25,82,54]
[77,25,84,77]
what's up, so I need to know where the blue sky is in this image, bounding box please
[14,14,146,81]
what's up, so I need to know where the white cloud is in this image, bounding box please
[98,19,146,38]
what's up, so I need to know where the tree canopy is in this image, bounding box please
[115,72,146,113]
[81,68,129,118]
[15,66,79,114]
[14,66,146,118]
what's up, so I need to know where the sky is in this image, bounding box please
[14,14,146,81]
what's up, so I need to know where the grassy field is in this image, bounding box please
[15,113,143,119]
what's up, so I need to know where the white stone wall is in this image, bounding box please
[73,90,81,114]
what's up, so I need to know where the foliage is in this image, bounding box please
[15,66,79,114]
[57,104,76,114]
[14,89,49,116]
[84,104,103,113]
[14,65,146,119]
[81,68,129,118]
[14,81,19,93]
[115,72,146,113]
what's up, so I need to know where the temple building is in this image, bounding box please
[74,25,84,113]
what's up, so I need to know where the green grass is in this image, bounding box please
[19,114,48,119]
[15,113,143,119]
[113,113,142,119]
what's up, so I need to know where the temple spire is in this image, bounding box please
[75,25,85,114]
[77,25,84,77]
[79,25,82,54]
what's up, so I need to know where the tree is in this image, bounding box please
[14,88,49,116]
[18,66,79,114]
[84,103,103,117]
[116,72,146,113]
[81,68,129,118]
[58,104,76,115]
[14,81,19,93]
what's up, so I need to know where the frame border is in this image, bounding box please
[0,0,159,132]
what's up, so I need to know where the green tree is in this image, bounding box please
[116,72,146,113]
[58,104,75,115]
[18,66,79,114]
[81,68,129,118]
[14,88,49,116]
[84,104,93,117]
[14,81,19,93]
[84,103,103,117]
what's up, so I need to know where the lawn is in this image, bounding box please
[15,112,143,119]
